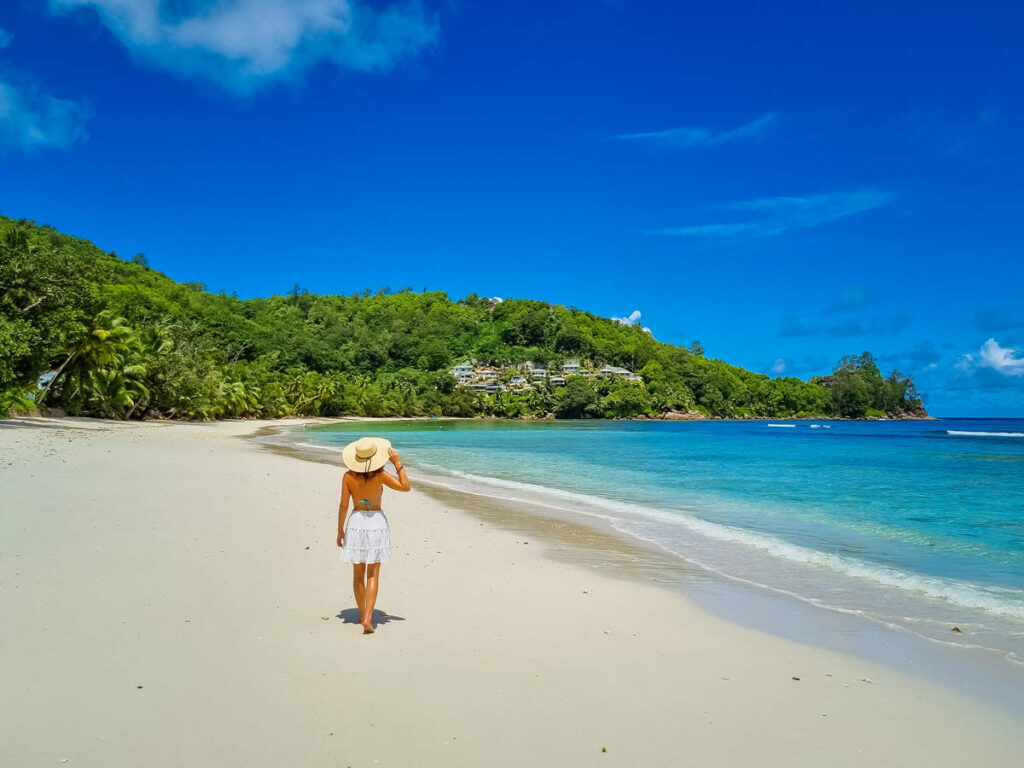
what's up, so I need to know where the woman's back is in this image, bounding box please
[346,470,384,511]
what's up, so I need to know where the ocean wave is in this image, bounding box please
[947,430,1024,438]
[296,441,345,453]
[411,463,1024,621]
[767,423,796,428]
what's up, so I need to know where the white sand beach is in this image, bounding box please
[2,418,1022,767]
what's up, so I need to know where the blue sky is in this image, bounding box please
[1,1,1022,415]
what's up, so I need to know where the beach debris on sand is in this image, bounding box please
[951,626,962,633]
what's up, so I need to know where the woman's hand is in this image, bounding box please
[337,531,345,548]
[388,447,402,466]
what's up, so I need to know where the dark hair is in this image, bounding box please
[354,468,383,480]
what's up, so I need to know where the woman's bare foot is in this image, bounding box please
[361,618,375,634]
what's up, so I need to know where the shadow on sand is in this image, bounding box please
[0,416,100,430]
[336,608,406,627]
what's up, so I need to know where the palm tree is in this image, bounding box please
[40,312,141,407]
[86,364,150,419]
[140,323,174,357]
[526,386,553,417]
[287,373,336,415]
[217,380,257,418]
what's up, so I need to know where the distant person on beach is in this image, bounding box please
[337,437,411,633]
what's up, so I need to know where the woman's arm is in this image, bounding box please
[381,448,411,492]
[337,472,351,547]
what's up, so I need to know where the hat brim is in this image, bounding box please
[342,437,392,473]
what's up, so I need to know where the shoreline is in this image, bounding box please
[265,422,1024,716]
[3,417,1022,765]
[18,409,938,425]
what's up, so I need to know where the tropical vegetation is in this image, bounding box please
[0,216,925,421]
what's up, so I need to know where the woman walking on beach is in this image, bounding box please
[337,437,411,633]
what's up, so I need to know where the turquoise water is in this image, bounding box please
[303,418,1024,662]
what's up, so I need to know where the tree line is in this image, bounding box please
[0,216,925,421]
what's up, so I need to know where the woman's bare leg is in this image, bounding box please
[362,562,381,633]
[352,563,366,617]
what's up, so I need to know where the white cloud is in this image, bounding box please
[0,78,91,151]
[955,353,974,372]
[51,0,439,94]
[614,113,777,149]
[978,338,1024,376]
[651,190,895,240]
[612,309,642,326]
[771,358,786,374]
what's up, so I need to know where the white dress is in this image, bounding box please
[340,509,392,564]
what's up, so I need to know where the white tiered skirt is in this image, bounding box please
[340,510,391,564]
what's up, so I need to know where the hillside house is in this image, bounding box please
[598,365,640,380]
[450,362,475,383]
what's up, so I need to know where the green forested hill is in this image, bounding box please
[0,216,924,420]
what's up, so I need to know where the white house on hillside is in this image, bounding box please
[561,359,580,375]
[598,365,640,380]
[477,367,500,381]
[449,361,475,384]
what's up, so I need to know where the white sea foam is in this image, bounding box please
[767,424,796,428]
[947,430,1024,438]
[297,441,345,452]
[411,463,1024,622]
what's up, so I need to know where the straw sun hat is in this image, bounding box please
[342,436,393,473]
